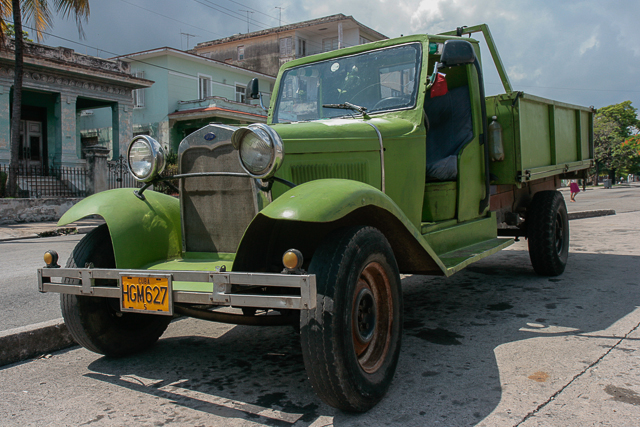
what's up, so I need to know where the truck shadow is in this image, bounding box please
[86,248,640,426]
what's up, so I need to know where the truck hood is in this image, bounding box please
[270,117,419,154]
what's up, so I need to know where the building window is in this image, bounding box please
[298,38,306,57]
[322,37,339,52]
[238,45,245,60]
[280,37,293,57]
[132,71,145,108]
[359,36,372,45]
[199,75,211,99]
[236,84,246,103]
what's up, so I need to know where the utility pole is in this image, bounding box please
[275,6,284,27]
[239,10,253,33]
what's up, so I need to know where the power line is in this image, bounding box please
[193,0,279,34]
[118,0,226,39]
[4,19,274,89]
[189,0,356,52]
[225,0,281,24]
[9,17,627,96]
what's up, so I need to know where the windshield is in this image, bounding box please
[273,43,422,123]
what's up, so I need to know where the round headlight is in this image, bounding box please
[127,135,165,182]
[231,124,283,179]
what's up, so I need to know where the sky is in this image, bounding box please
[34,0,640,112]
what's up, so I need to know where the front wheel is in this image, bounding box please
[60,225,171,357]
[300,226,403,412]
[527,190,569,276]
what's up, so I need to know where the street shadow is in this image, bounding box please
[86,248,640,426]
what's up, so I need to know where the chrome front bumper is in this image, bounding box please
[38,268,317,311]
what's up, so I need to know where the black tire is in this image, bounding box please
[300,226,403,412]
[60,224,171,357]
[527,190,569,276]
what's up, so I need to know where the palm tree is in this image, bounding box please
[1,0,90,197]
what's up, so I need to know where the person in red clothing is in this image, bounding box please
[569,180,580,202]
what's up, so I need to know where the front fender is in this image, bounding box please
[234,179,446,275]
[58,188,182,269]
[260,179,406,223]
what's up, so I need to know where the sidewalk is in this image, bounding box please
[0,218,105,242]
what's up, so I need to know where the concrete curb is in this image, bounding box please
[0,319,76,367]
[0,227,77,242]
[0,221,103,242]
[568,209,616,220]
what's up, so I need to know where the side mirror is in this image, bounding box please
[439,40,476,68]
[245,78,260,102]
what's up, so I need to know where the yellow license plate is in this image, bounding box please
[120,275,172,315]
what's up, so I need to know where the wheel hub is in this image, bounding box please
[354,287,376,344]
[555,213,564,254]
[351,261,393,374]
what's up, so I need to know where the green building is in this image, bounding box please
[79,47,275,155]
[0,39,150,168]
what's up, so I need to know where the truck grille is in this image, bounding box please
[290,161,368,184]
[179,125,257,253]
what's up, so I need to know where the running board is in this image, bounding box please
[439,238,514,276]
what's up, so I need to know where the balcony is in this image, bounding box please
[171,96,268,123]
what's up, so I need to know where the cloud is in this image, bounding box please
[579,32,599,55]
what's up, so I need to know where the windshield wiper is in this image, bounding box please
[322,102,368,115]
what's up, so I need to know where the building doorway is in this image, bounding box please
[16,105,48,171]
[19,120,44,169]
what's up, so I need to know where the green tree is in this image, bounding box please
[593,101,640,184]
[1,0,90,197]
[614,135,640,177]
[598,101,639,138]
[4,22,32,41]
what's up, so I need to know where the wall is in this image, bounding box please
[198,33,283,76]
[0,197,81,224]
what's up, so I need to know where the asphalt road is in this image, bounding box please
[1,195,639,425]
[0,234,82,331]
[561,183,640,214]
[1,184,637,333]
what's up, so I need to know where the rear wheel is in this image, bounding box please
[300,226,402,412]
[527,190,569,276]
[60,224,171,357]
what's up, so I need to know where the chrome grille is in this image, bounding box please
[179,124,257,253]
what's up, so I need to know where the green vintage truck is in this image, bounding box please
[39,24,593,412]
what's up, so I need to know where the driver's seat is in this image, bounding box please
[423,86,474,181]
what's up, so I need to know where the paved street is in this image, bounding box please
[0,234,82,331]
[0,187,639,426]
[1,184,638,333]
[560,183,640,214]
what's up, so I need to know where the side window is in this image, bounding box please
[198,75,211,99]
[279,37,292,57]
[298,38,306,57]
[235,84,246,103]
[322,37,338,52]
[132,71,145,108]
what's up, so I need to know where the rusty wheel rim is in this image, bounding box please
[351,261,393,374]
